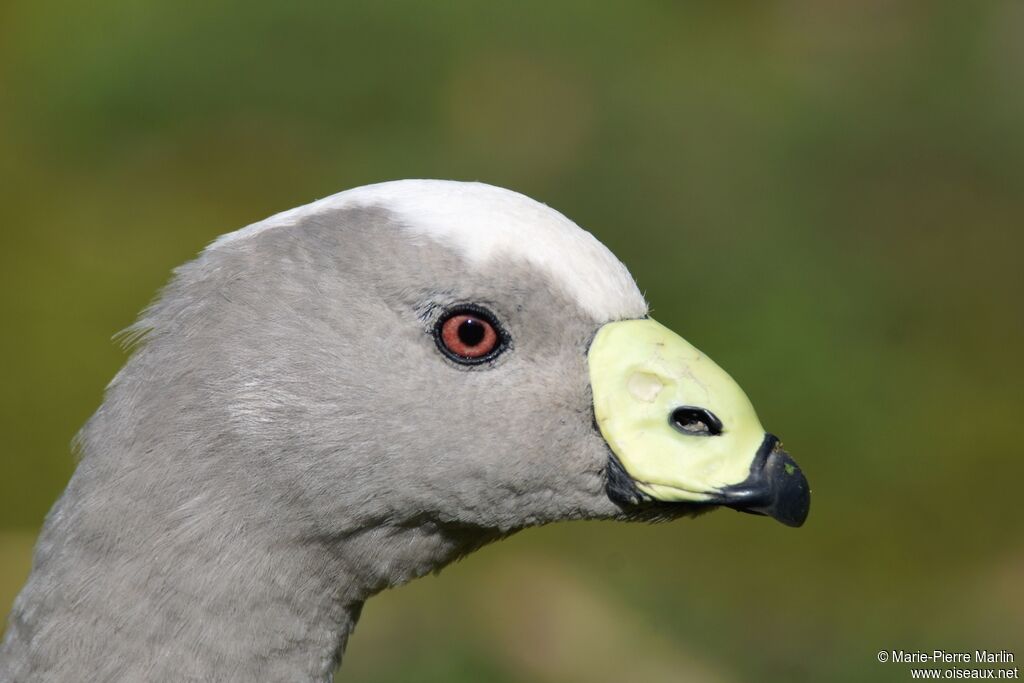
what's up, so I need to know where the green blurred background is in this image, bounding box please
[2,1,1022,681]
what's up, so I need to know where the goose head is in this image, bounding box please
[190,179,808,536]
[1,179,809,680]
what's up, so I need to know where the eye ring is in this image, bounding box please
[434,305,508,365]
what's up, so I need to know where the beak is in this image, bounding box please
[588,318,810,527]
[705,433,810,527]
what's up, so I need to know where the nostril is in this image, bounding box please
[670,406,723,437]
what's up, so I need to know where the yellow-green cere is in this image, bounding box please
[588,318,768,502]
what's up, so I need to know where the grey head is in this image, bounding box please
[0,180,809,681]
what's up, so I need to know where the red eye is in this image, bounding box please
[437,310,501,362]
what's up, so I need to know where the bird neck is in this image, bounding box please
[1,326,505,681]
[0,461,490,681]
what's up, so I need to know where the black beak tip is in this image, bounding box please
[713,434,811,528]
[760,448,811,527]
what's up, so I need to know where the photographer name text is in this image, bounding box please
[886,651,1015,664]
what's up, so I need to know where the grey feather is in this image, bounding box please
[1,202,662,681]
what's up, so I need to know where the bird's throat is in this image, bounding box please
[0,467,496,681]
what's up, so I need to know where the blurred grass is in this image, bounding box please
[1,1,1022,681]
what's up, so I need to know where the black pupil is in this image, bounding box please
[457,318,486,347]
